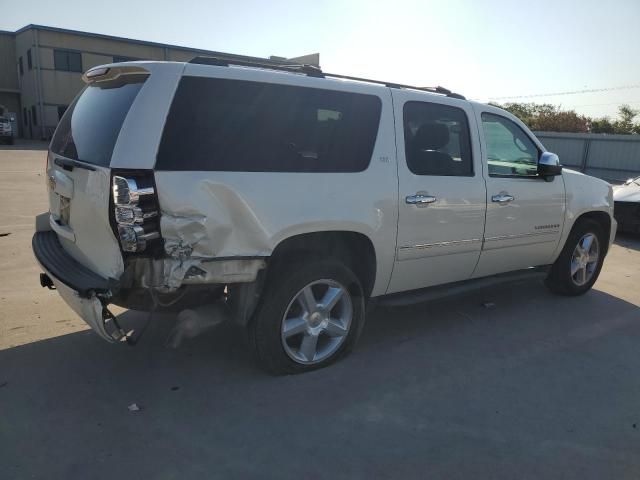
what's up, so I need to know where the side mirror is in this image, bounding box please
[538,152,562,179]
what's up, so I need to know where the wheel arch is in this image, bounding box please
[559,209,613,260]
[573,210,612,253]
[268,230,378,298]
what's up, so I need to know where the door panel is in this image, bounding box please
[387,92,487,294]
[472,106,565,277]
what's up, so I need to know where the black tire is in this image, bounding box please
[7,137,13,145]
[249,258,366,375]
[545,218,607,296]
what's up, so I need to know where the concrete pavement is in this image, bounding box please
[1,147,639,479]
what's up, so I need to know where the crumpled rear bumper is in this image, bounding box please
[32,230,123,342]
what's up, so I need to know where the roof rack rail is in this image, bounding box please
[321,72,466,100]
[189,55,324,78]
[189,55,465,100]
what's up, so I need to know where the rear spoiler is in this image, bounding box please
[82,65,150,84]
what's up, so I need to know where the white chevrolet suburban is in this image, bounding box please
[33,56,617,374]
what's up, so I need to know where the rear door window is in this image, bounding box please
[50,76,146,167]
[156,77,382,172]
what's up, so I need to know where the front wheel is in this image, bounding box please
[249,259,365,375]
[545,219,607,296]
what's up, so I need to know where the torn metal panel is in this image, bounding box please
[51,275,117,342]
[161,213,208,259]
[158,180,273,259]
[181,258,266,284]
[122,256,266,292]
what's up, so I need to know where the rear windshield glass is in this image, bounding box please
[156,76,382,172]
[50,76,146,167]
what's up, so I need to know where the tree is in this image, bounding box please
[493,102,640,134]
[534,110,589,133]
[590,117,615,134]
[492,102,588,133]
[613,104,638,134]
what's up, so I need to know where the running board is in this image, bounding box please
[376,266,549,308]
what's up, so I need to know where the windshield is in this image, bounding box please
[50,76,146,167]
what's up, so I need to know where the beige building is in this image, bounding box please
[0,24,319,139]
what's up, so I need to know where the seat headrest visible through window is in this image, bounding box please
[413,122,450,151]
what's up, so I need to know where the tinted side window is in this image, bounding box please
[403,101,473,176]
[481,113,539,177]
[156,77,382,172]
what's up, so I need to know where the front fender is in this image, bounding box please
[552,168,615,260]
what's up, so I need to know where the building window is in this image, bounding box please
[23,107,27,126]
[19,56,23,75]
[112,55,137,63]
[27,49,32,70]
[31,106,37,126]
[57,105,68,120]
[54,50,83,72]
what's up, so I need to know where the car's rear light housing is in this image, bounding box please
[117,224,160,252]
[110,170,162,255]
[114,205,158,225]
[112,176,155,206]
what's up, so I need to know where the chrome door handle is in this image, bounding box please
[492,193,514,204]
[406,193,437,206]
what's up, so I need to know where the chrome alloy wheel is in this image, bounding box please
[570,233,600,286]
[281,279,353,365]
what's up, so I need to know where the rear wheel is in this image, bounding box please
[545,219,606,296]
[249,258,365,375]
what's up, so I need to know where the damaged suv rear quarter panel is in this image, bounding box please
[152,68,399,296]
[154,168,398,296]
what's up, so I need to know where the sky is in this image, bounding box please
[2,0,639,118]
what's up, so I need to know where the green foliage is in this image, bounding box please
[492,102,588,133]
[613,104,638,134]
[491,102,640,135]
[590,117,615,134]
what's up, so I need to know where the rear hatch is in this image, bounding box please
[46,67,149,280]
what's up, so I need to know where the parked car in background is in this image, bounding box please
[0,116,13,145]
[614,176,640,233]
[33,58,616,374]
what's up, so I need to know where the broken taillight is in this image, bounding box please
[111,172,161,253]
